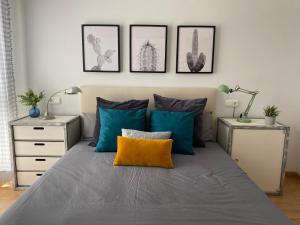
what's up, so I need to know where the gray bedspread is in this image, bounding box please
[0,142,293,225]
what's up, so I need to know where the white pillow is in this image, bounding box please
[122,129,171,140]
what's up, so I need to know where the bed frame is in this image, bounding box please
[80,85,217,134]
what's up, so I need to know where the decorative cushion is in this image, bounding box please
[89,97,149,147]
[150,110,195,155]
[113,136,173,169]
[153,94,207,147]
[84,111,213,143]
[81,113,96,141]
[202,111,214,141]
[122,129,171,140]
[96,108,147,152]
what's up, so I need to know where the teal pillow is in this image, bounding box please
[150,110,194,155]
[96,108,147,152]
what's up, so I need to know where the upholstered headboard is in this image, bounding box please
[80,86,217,136]
[80,85,216,114]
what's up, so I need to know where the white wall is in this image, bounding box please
[12,0,300,172]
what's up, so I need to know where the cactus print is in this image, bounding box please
[139,41,158,71]
[186,29,206,72]
[87,34,115,71]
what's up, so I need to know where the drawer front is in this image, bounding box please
[16,157,60,171]
[15,141,65,156]
[17,172,45,186]
[13,125,65,140]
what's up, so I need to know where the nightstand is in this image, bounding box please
[9,116,80,189]
[217,118,289,195]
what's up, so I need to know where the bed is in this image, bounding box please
[0,86,293,225]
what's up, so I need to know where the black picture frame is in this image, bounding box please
[176,25,215,74]
[81,24,120,72]
[130,25,168,73]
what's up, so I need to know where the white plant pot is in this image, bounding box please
[265,116,276,126]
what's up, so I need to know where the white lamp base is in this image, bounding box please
[41,115,56,120]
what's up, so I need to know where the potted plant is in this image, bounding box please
[18,89,45,118]
[263,105,279,126]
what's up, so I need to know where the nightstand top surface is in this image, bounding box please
[219,118,288,129]
[10,115,79,126]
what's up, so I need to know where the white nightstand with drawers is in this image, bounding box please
[9,116,80,189]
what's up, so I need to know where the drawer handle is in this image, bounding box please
[35,158,46,161]
[33,127,44,130]
[36,173,43,177]
[34,143,45,146]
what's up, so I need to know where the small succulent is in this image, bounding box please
[264,105,280,117]
[18,89,45,107]
[186,29,206,72]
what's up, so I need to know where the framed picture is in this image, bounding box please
[81,24,120,72]
[130,25,167,73]
[176,26,215,74]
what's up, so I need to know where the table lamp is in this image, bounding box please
[42,86,82,120]
[218,84,259,123]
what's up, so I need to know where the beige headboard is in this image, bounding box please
[80,85,217,137]
[80,85,217,115]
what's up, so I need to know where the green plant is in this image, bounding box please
[18,89,45,107]
[264,105,280,117]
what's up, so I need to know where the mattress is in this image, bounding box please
[0,142,293,225]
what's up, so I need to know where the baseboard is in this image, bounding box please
[285,171,300,180]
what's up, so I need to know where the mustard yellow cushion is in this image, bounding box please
[113,136,174,169]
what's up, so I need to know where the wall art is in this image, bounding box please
[176,26,215,74]
[130,25,167,73]
[82,24,120,72]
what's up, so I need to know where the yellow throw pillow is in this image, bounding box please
[113,136,174,169]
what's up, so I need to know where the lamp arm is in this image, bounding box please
[44,90,65,116]
[237,89,252,94]
[236,87,258,95]
[243,93,257,117]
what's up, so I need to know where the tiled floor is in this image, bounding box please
[0,176,299,224]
